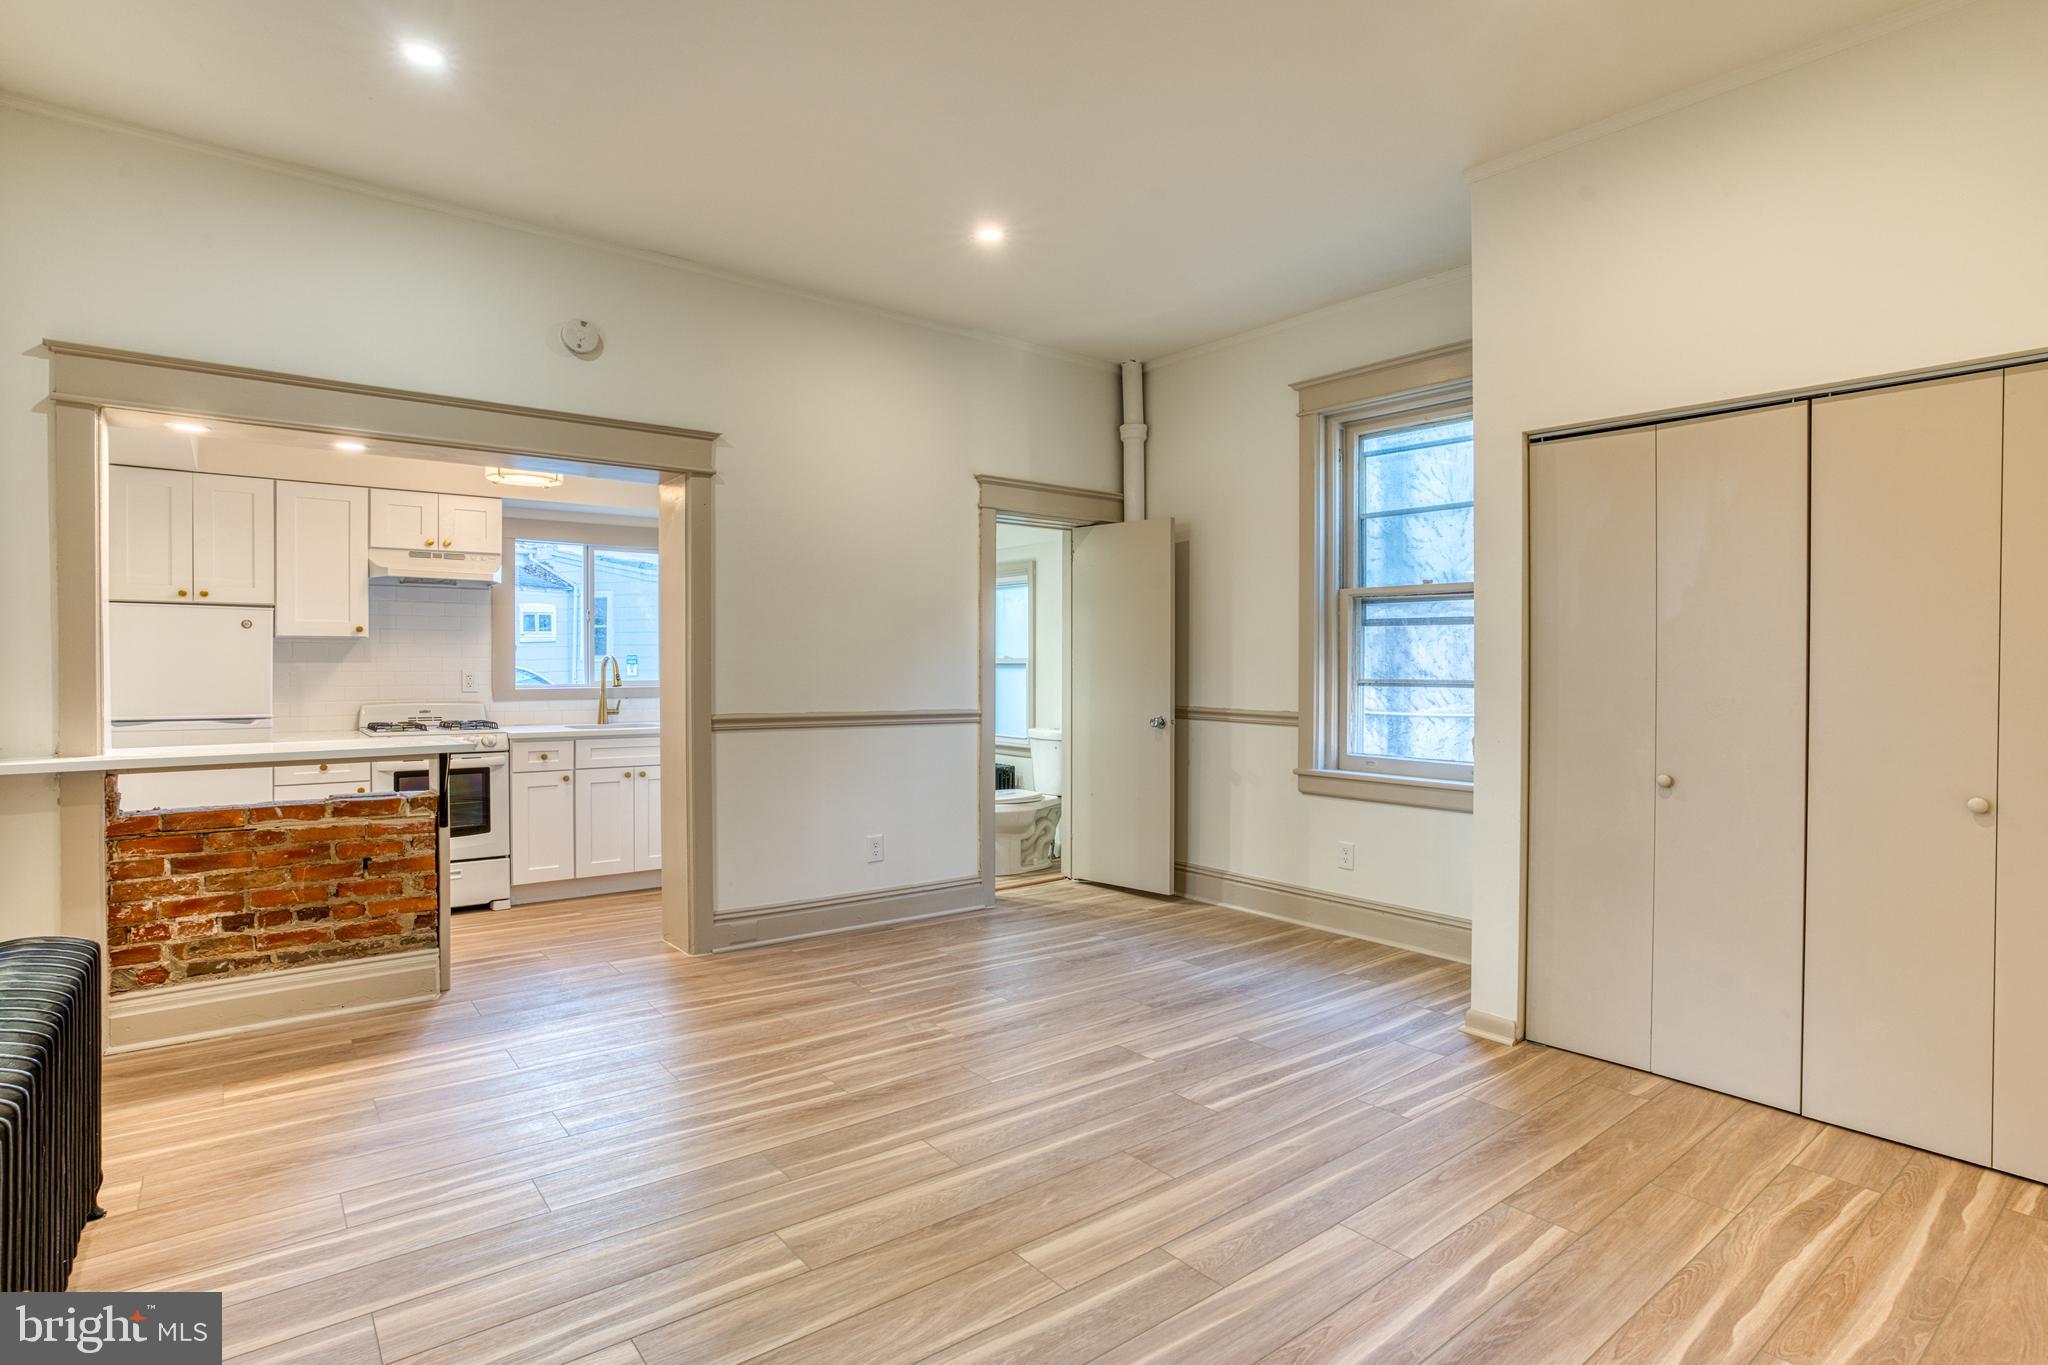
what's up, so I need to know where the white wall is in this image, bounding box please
[0,106,1117,939]
[1468,0,2048,1026]
[1145,270,1474,921]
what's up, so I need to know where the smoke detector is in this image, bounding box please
[559,319,604,357]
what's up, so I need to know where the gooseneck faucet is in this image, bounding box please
[598,654,622,724]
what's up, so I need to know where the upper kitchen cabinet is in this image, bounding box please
[369,490,500,552]
[191,474,275,605]
[276,481,370,637]
[108,465,193,602]
[108,466,274,606]
[437,495,500,552]
[370,488,437,550]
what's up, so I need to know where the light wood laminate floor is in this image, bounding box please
[78,882,2048,1363]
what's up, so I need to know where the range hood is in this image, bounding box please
[368,547,502,588]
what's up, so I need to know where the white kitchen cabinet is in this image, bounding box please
[192,473,275,605]
[512,769,577,884]
[275,778,375,800]
[575,766,636,877]
[108,465,194,602]
[369,490,500,552]
[273,760,369,785]
[633,765,661,872]
[275,481,370,638]
[370,488,439,550]
[436,495,501,552]
[117,766,273,812]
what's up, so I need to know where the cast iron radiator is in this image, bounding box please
[0,936,103,1291]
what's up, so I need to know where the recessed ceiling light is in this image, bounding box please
[167,421,210,434]
[484,467,564,489]
[332,440,367,453]
[974,224,1006,245]
[400,41,445,69]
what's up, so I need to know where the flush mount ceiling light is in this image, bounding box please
[974,224,1006,245]
[484,467,564,489]
[332,440,367,453]
[399,40,446,69]
[166,421,210,434]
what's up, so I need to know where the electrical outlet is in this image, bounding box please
[1336,840,1356,872]
[460,670,479,695]
[866,834,885,864]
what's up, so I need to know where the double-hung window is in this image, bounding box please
[1339,408,1474,779]
[1296,344,1473,808]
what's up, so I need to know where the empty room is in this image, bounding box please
[1,0,2044,1360]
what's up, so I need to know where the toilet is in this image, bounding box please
[994,728,1063,874]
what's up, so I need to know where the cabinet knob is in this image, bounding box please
[639,770,648,778]
[561,774,571,782]
[1655,773,1675,789]
[442,538,453,547]
[198,589,210,598]
[177,589,188,598]
[318,763,328,771]
[355,625,365,634]
[356,787,366,794]
[624,770,633,779]
[537,752,548,760]
[1967,796,1992,815]
[425,538,434,547]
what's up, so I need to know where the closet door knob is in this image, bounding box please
[1656,773,1675,789]
[1967,796,1992,815]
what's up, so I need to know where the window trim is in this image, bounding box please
[993,560,1035,743]
[1295,343,1474,811]
[491,515,659,701]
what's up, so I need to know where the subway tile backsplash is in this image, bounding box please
[272,584,658,735]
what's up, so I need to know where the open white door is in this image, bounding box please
[1069,518,1175,894]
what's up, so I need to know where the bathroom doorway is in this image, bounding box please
[992,521,1069,890]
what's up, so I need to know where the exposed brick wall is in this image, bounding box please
[103,778,440,994]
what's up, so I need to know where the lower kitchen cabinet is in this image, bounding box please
[574,764,660,877]
[512,769,576,884]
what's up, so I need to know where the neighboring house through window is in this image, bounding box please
[506,535,659,690]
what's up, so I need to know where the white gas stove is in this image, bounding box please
[357,702,511,911]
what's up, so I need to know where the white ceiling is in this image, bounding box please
[0,0,1924,360]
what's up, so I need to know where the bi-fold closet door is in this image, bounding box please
[1527,404,1808,1111]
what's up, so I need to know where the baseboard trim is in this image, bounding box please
[1176,862,1470,964]
[511,869,661,905]
[107,949,440,1053]
[1462,1008,1520,1045]
[713,875,987,948]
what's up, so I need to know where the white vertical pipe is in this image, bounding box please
[1119,359,1148,522]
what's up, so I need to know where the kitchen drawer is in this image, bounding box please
[512,741,572,772]
[274,760,370,785]
[575,734,661,769]
[274,778,377,800]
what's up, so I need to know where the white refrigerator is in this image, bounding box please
[108,603,277,809]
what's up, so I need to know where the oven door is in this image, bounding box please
[444,754,510,860]
[371,758,440,797]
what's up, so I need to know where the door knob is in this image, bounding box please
[1967,796,1992,815]
[1656,774,1675,789]
[1149,715,1167,729]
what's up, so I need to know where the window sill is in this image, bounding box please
[995,738,1030,754]
[1294,767,1473,812]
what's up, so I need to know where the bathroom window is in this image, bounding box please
[994,564,1034,741]
[501,529,659,694]
[1296,344,1473,810]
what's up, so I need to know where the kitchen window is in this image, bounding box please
[495,522,659,697]
[994,564,1033,741]
[1295,344,1474,810]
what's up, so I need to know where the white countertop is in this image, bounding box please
[0,732,483,778]
[497,723,660,740]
